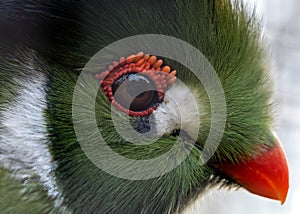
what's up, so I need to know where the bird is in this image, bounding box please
[0,0,289,213]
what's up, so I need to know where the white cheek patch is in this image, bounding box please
[152,82,200,140]
[0,70,60,199]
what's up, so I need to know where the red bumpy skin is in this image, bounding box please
[94,52,177,117]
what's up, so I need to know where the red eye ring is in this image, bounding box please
[95,52,177,117]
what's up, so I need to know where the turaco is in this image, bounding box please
[0,0,289,213]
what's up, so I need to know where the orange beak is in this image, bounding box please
[216,133,289,204]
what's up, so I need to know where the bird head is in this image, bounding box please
[41,0,289,213]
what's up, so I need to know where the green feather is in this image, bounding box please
[0,0,276,213]
[0,168,56,214]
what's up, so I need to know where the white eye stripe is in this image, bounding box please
[0,67,60,200]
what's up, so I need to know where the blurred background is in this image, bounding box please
[189,0,300,213]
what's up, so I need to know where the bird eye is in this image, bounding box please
[94,52,177,116]
[111,73,158,112]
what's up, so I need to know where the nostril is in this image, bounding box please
[170,129,195,143]
[171,129,181,137]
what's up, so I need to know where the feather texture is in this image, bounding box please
[0,0,277,213]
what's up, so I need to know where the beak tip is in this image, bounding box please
[278,185,288,205]
[280,182,289,205]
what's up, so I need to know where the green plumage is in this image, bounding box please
[0,169,56,214]
[0,0,275,213]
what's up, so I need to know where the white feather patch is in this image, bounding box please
[0,67,59,199]
[152,83,200,140]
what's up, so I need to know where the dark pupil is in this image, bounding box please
[112,73,158,111]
